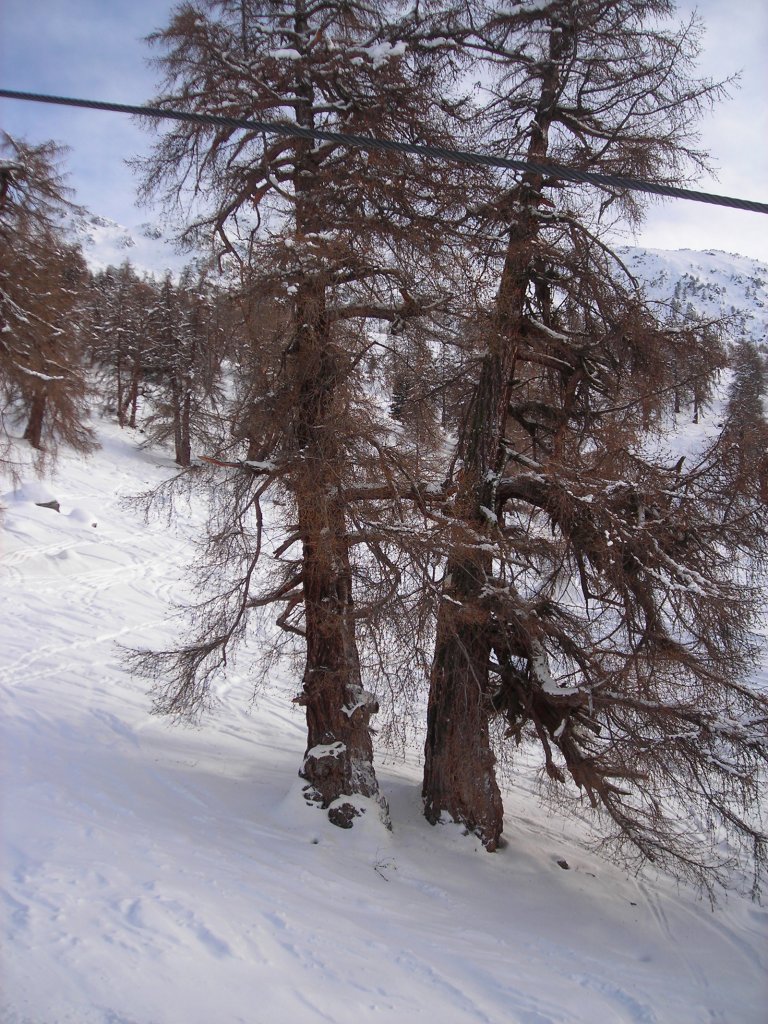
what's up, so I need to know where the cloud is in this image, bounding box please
[636,0,768,261]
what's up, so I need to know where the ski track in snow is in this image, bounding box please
[2,419,767,1024]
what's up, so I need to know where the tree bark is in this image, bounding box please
[288,272,384,821]
[297,488,383,819]
[422,354,511,849]
[424,562,504,849]
[293,329,386,819]
[23,390,47,450]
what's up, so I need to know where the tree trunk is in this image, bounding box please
[287,25,385,823]
[171,373,191,468]
[422,16,568,848]
[423,561,504,849]
[422,235,537,849]
[290,272,385,824]
[296,489,384,824]
[422,353,511,849]
[177,386,192,467]
[115,343,128,429]
[23,391,47,450]
[125,351,142,429]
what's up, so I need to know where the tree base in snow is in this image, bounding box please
[301,780,391,831]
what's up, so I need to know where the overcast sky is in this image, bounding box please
[2,0,766,262]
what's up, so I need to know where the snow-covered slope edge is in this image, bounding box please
[1,417,766,1024]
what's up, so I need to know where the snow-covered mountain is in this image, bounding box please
[622,246,768,346]
[68,213,768,349]
[68,212,191,277]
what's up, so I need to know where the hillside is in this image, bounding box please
[622,246,768,345]
[2,404,767,1022]
[68,212,190,277]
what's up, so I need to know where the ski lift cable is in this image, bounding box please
[1,87,767,216]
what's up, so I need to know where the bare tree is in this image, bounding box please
[412,0,768,893]
[134,0,474,826]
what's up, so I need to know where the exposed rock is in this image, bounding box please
[327,802,364,829]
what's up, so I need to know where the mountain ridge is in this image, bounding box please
[68,213,768,346]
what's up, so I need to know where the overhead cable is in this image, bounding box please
[1,87,767,216]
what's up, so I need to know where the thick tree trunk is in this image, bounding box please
[422,208,533,846]
[296,490,385,825]
[290,274,385,825]
[422,355,511,849]
[424,562,504,849]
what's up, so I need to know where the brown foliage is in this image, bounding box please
[0,133,95,467]
[127,0,768,894]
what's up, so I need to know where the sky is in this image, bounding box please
[1,0,767,263]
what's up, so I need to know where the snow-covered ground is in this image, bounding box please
[2,416,767,1024]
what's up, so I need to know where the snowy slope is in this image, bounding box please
[2,416,767,1023]
[621,246,768,345]
[68,213,190,277]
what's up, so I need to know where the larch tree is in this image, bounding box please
[413,0,768,892]
[0,132,95,464]
[135,0,476,826]
[721,340,768,503]
[88,261,157,429]
[141,269,227,467]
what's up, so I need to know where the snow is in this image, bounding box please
[342,692,375,718]
[479,504,498,524]
[14,366,66,382]
[359,41,407,69]
[305,741,347,760]
[2,424,768,1021]
[268,48,302,61]
[621,246,768,345]
[530,642,574,697]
